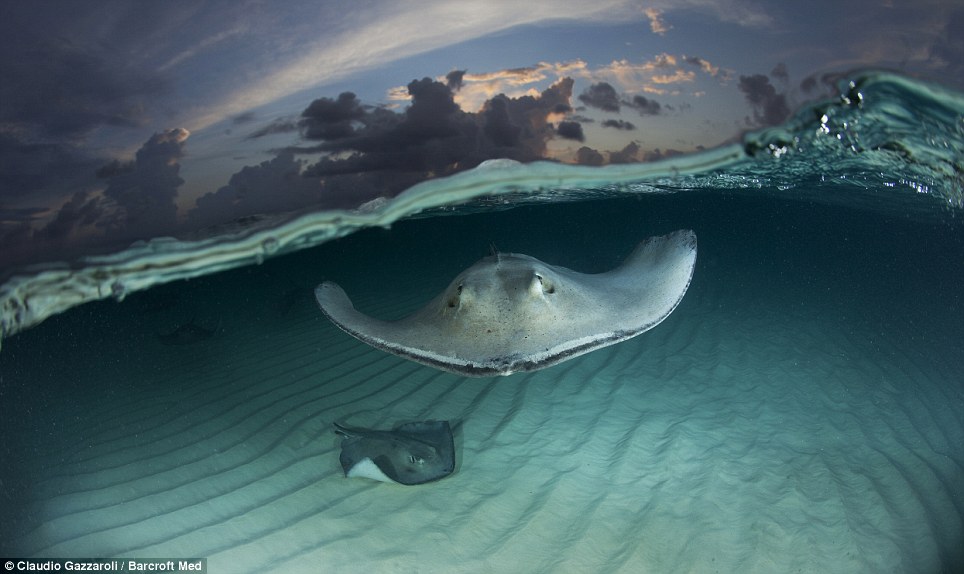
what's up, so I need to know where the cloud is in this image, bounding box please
[0,1,773,158]
[557,121,585,141]
[650,53,678,68]
[609,142,641,164]
[578,82,622,112]
[0,37,166,140]
[189,76,580,229]
[651,70,697,84]
[446,70,467,91]
[299,92,370,140]
[246,118,299,139]
[576,81,663,118]
[411,61,588,113]
[182,1,641,131]
[100,128,189,238]
[601,119,637,130]
[641,147,684,161]
[660,0,772,27]
[308,77,573,170]
[189,151,323,229]
[682,55,720,76]
[595,54,715,94]
[644,8,672,35]
[34,190,104,242]
[0,129,189,268]
[626,95,663,116]
[0,134,103,199]
[737,74,790,126]
[576,146,604,165]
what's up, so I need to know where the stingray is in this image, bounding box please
[316,229,697,377]
[333,420,456,485]
[156,318,220,345]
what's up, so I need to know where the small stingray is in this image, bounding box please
[334,420,456,485]
[316,230,697,376]
[156,318,220,345]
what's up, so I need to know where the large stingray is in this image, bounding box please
[334,421,456,485]
[316,229,697,376]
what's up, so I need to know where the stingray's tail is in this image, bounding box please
[332,422,354,437]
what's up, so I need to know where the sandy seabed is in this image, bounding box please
[2,200,963,574]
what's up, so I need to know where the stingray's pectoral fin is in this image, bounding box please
[315,283,386,338]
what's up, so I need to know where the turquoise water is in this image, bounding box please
[0,72,962,572]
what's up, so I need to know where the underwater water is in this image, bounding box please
[0,73,962,573]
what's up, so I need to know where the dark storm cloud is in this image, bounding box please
[298,77,574,178]
[738,74,790,125]
[0,134,103,198]
[396,78,465,141]
[100,128,188,238]
[577,83,661,120]
[0,20,170,259]
[576,147,604,166]
[482,95,521,147]
[54,129,186,241]
[446,69,467,91]
[641,148,684,161]
[578,82,622,112]
[190,76,579,229]
[247,118,300,139]
[95,159,136,179]
[626,95,662,116]
[299,79,474,176]
[608,142,641,164]
[0,128,190,269]
[0,38,167,140]
[601,119,636,130]
[189,151,324,229]
[799,70,850,95]
[557,121,585,141]
[34,191,104,242]
[300,92,369,140]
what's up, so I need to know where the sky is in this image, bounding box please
[1,0,961,270]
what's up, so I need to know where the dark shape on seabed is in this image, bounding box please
[316,230,697,376]
[276,285,310,316]
[334,420,456,485]
[156,318,221,345]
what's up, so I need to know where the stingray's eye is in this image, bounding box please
[409,455,424,465]
[447,283,463,308]
[535,273,555,294]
